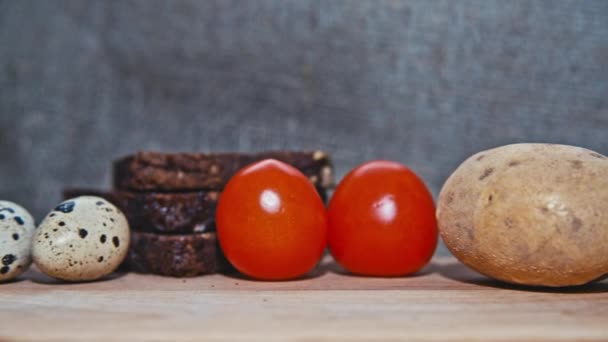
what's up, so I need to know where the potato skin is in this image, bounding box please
[437,144,608,287]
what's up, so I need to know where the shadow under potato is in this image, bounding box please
[437,261,608,294]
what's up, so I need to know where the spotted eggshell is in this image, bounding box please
[33,196,130,282]
[0,201,36,282]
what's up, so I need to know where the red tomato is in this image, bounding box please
[216,159,327,280]
[328,160,437,276]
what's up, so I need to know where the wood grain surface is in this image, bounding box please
[0,257,606,341]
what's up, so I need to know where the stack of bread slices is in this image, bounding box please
[64,151,333,277]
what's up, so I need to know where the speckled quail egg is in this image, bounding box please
[32,196,130,281]
[0,201,36,282]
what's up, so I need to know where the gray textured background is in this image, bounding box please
[1,1,607,255]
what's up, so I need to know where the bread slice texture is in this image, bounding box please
[113,150,334,191]
[128,231,229,277]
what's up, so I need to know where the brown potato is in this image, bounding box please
[437,143,608,287]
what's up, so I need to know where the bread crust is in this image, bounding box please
[113,150,334,191]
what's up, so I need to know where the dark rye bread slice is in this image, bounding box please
[63,188,328,234]
[113,150,334,191]
[128,231,229,277]
[63,188,218,234]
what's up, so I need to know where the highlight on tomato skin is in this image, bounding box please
[216,159,328,281]
[327,160,438,277]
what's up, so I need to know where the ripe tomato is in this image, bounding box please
[216,159,327,280]
[328,160,437,276]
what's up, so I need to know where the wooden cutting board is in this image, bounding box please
[1,256,606,341]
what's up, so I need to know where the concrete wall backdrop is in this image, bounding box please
[1,1,607,254]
